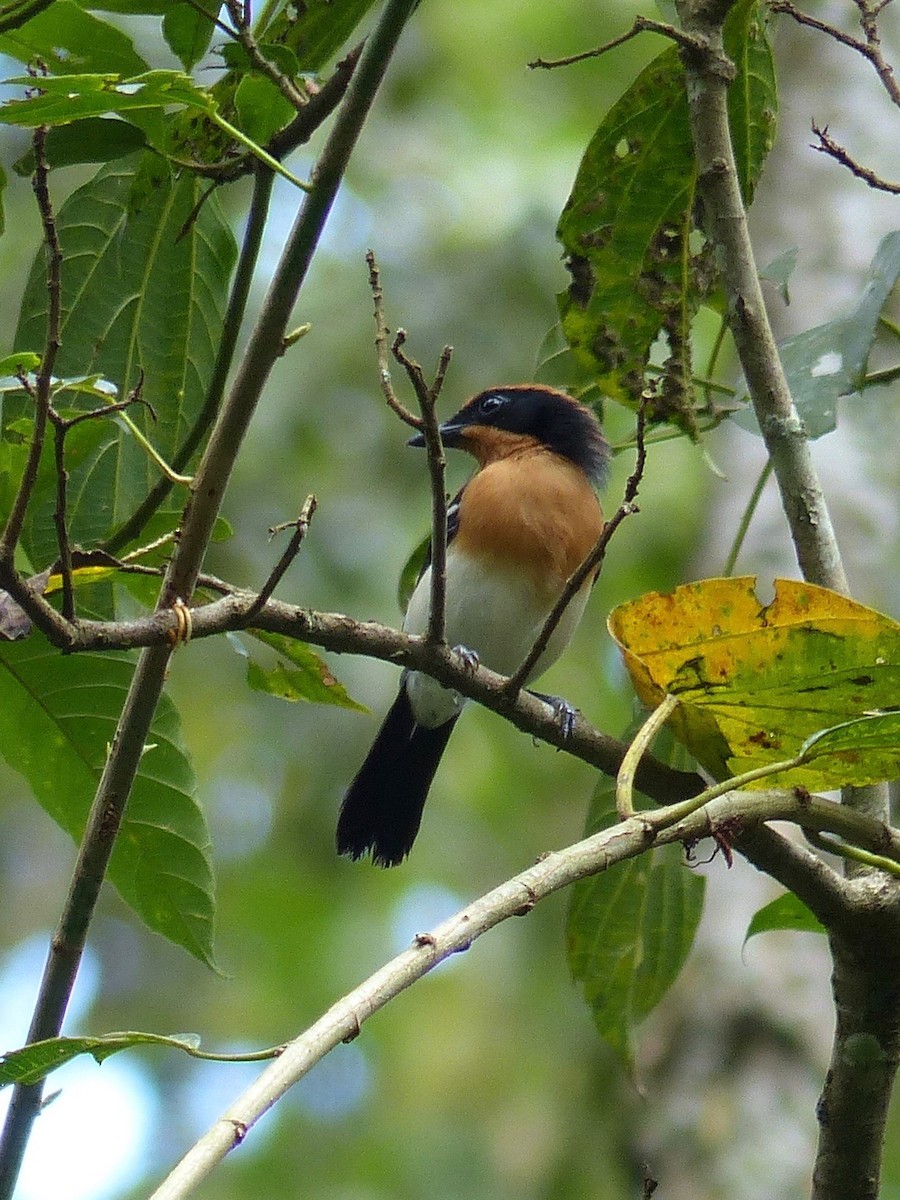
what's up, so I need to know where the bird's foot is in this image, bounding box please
[530,691,578,739]
[452,644,480,672]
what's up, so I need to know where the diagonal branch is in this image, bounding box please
[147,783,887,1200]
[504,400,647,697]
[811,122,900,194]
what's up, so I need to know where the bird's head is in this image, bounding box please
[408,384,608,485]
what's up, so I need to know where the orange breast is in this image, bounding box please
[453,450,604,602]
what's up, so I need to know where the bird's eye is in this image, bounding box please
[479,393,508,415]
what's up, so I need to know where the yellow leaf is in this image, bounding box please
[608,577,900,789]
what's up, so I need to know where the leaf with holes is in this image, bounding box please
[608,576,900,787]
[556,0,775,414]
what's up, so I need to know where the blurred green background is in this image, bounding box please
[0,2,898,1198]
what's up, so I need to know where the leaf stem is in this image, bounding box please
[616,694,679,818]
[723,457,772,574]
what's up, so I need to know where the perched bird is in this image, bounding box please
[337,384,609,866]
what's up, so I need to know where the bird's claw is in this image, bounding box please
[452,644,480,672]
[532,691,578,739]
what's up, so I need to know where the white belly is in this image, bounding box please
[402,546,589,728]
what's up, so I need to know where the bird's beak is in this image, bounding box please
[407,420,466,449]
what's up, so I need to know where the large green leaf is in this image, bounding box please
[0,0,148,75]
[0,68,222,127]
[556,0,775,410]
[0,635,216,965]
[567,778,705,1065]
[12,117,147,174]
[6,154,236,566]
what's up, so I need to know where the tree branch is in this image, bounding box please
[0,2,422,1194]
[147,784,899,1200]
[0,126,60,567]
[676,0,849,596]
[673,3,899,1195]
[365,250,453,644]
[811,122,900,194]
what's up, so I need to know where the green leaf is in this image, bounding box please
[0,0,148,75]
[555,0,775,411]
[0,156,6,236]
[162,1,215,70]
[259,0,379,71]
[234,73,295,145]
[744,892,826,943]
[802,712,900,763]
[0,635,217,965]
[246,630,368,712]
[0,1030,279,1089]
[13,117,146,174]
[0,1032,199,1087]
[0,69,217,127]
[0,350,40,377]
[726,0,777,205]
[567,779,705,1065]
[7,155,236,567]
[397,532,429,611]
[737,230,900,438]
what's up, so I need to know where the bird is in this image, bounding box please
[336,383,609,866]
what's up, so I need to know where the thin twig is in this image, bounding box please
[48,416,74,619]
[365,251,420,428]
[772,0,900,106]
[504,399,648,698]
[0,126,60,565]
[811,122,900,193]
[616,694,679,818]
[391,330,453,644]
[244,494,318,621]
[723,457,772,575]
[181,0,233,38]
[365,250,453,644]
[223,0,309,110]
[527,15,707,70]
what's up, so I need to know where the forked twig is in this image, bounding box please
[366,250,453,644]
[244,494,318,621]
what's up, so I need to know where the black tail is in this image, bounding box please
[337,687,457,867]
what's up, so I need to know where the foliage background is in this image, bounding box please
[0,1,897,1198]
